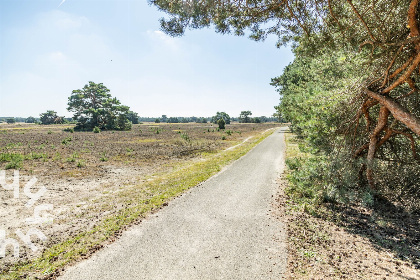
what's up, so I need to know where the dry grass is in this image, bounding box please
[0,122,280,279]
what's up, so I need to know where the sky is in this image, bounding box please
[0,0,294,118]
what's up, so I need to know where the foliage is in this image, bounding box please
[67,81,132,131]
[63,127,74,133]
[180,133,190,142]
[212,112,231,124]
[39,110,64,125]
[6,118,15,124]
[167,117,179,123]
[155,118,160,123]
[0,153,24,170]
[239,111,252,123]
[276,51,420,210]
[126,111,139,124]
[217,118,226,130]
[25,116,36,123]
[93,126,101,133]
[61,137,72,145]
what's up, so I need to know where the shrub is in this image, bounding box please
[217,118,226,130]
[1,153,24,169]
[61,137,72,145]
[66,152,78,162]
[93,126,101,133]
[181,133,190,142]
[100,153,108,162]
[5,160,22,170]
[63,127,74,133]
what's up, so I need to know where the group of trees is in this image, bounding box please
[150,0,420,207]
[39,110,64,125]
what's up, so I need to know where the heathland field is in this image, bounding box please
[0,122,280,278]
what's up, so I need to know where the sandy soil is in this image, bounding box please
[275,178,420,279]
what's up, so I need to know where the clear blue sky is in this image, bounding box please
[0,0,294,118]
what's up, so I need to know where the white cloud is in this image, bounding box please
[146,30,180,49]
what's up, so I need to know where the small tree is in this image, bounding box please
[218,118,226,129]
[212,112,231,124]
[6,118,15,124]
[239,111,252,123]
[40,111,64,125]
[155,118,161,123]
[25,116,36,123]
[127,111,139,124]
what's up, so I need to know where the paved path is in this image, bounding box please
[60,128,287,280]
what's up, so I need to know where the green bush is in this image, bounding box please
[63,127,74,133]
[100,153,108,162]
[0,153,24,169]
[61,137,72,145]
[93,126,101,133]
[181,133,190,142]
[217,118,226,129]
[5,160,22,170]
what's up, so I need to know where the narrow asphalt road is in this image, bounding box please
[60,128,287,280]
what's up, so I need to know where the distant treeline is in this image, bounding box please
[1,115,280,124]
[0,117,74,124]
[140,115,279,123]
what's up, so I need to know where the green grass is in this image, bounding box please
[1,129,275,279]
[284,131,324,214]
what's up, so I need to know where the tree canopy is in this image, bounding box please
[239,111,252,123]
[25,116,36,123]
[40,110,64,125]
[212,112,231,124]
[67,81,132,131]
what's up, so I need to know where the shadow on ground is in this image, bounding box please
[327,198,420,269]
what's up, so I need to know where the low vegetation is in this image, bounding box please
[0,122,279,279]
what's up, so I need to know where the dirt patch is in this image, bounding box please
[275,178,420,280]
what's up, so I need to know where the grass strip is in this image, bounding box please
[1,129,276,279]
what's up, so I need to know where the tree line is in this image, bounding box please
[2,81,280,130]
